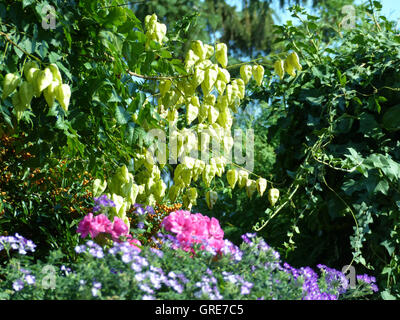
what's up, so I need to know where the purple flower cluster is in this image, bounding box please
[0,233,36,255]
[91,281,102,297]
[283,263,338,300]
[357,274,379,292]
[241,232,257,245]
[317,264,349,294]
[108,241,141,257]
[133,203,154,216]
[93,195,115,213]
[12,268,36,292]
[75,240,104,259]
[220,239,243,261]
[194,271,223,300]
[222,271,254,295]
[133,264,189,299]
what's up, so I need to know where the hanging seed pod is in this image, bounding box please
[19,81,34,106]
[55,83,71,112]
[153,179,166,200]
[169,185,180,203]
[92,179,107,198]
[185,49,200,70]
[187,187,198,202]
[183,194,192,210]
[43,81,58,108]
[284,59,296,77]
[235,78,245,99]
[208,105,219,124]
[49,63,63,83]
[240,65,253,84]
[226,169,238,189]
[256,178,267,197]
[252,65,265,86]
[246,179,257,199]
[186,103,199,125]
[204,44,214,59]
[159,79,172,97]
[288,52,302,71]
[191,40,206,60]
[268,188,280,206]
[215,80,226,95]
[192,66,205,87]
[218,67,230,83]
[238,170,249,189]
[202,165,215,187]
[274,60,285,80]
[36,68,53,92]
[2,73,20,100]
[206,190,218,209]
[23,61,39,83]
[202,64,218,95]
[215,43,228,68]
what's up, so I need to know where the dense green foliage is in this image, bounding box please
[0,234,376,300]
[244,3,400,299]
[0,0,399,300]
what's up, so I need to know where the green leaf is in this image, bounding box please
[22,0,35,8]
[382,104,400,131]
[381,240,395,256]
[381,290,396,300]
[115,106,131,125]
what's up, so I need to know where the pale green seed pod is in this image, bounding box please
[226,169,238,189]
[240,65,253,84]
[2,73,20,100]
[256,178,267,197]
[206,190,218,209]
[19,81,34,106]
[246,179,257,199]
[288,52,302,71]
[274,60,285,80]
[268,188,280,206]
[252,65,265,86]
[284,59,296,77]
[49,63,63,83]
[55,83,71,112]
[215,43,228,68]
[36,68,53,92]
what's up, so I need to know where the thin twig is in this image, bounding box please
[127,70,190,81]
[0,31,42,64]
[368,0,382,32]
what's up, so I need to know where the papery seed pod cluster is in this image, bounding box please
[144,13,167,46]
[224,168,269,199]
[92,15,272,211]
[274,51,302,79]
[1,61,71,119]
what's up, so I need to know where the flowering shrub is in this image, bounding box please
[161,210,226,253]
[0,201,378,300]
[0,233,36,257]
[0,232,378,300]
[76,196,141,250]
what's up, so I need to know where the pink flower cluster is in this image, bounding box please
[77,213,141,250]
[161,210,225,253]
